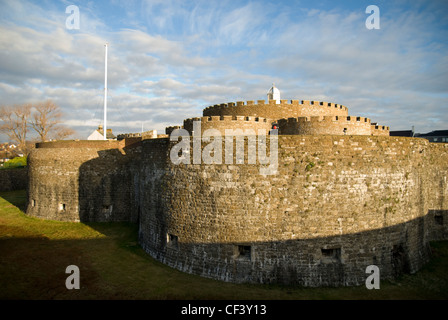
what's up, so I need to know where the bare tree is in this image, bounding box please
[51,126,76,140]
[1,101,75,151]
[29,100,76,141]
[31,100,63,142]
[0,103,32,154]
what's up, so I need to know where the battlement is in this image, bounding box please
[117,132,142,140]
[203,100,348,112]
[165,126,182,135]
[371,123,390,136]
[183,115,273,136]
[202,99,349,120]
[117,130,159,141]
[281,115,372,124]
[185,115,270,123]
[278,114,389,136]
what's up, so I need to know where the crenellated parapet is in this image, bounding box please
[278,115,389,136]
[117,132,142,140]
[371,123,390,136]
[203,99,348,112]
[203,99,349,120]
[195,98,389,137]
[165,126,182,136]
[182,115,274,136]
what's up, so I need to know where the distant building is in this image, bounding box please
[390,129,448,143]
[267,83,281,104]
[87,125,116,140]
[416,130,448,143]
[390,130,414,137]
[117,130,158,140]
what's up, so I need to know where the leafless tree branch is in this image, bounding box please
[0,104,31,154]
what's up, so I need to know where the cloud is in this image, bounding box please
[0,0,447,142]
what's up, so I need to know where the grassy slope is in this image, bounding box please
[0,190,447,300]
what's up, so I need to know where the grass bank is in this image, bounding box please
[1,190,447,300]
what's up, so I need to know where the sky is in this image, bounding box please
[0,0,447,141]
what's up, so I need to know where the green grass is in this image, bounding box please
[1,190,447,300]
[0,156,26,169]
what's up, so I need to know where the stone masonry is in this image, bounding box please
[25,98,447,287]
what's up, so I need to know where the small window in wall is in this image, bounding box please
[435,214,443,225]
[321,248,341,263]
[391,243,409,275]
[236,245,251,261]
[167,233,179,249]
[102,205,113,214]
[31,199,36,207]
[58,203,66,212]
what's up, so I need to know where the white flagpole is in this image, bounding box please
[103,42,108,140]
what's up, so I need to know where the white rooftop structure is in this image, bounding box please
[87,129,104,140]
[87,125,116,140]
[267,83,281,104]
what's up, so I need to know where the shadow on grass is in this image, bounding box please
[0,235,113,300]
[2,232,448,300]
[0,189,27,212]
[1,190,448,300]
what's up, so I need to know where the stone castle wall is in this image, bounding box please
[183,116,274,136]
[199,100,388,137]
[203,100,349,120]
[371,124,391,136]
[26,139,142,222]
[137,135,448,286]
[23,91,446,287]
[25,134,448,286]
[278,116,390,136]
[0,167,28,192]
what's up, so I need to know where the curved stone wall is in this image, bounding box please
[278,116,390,136]
[138,135,448,286]
[25,135,448,287]
[203,100,349,120]
[26,140,141,222]
[183,116,274,136]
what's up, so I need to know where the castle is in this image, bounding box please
[26,85,448,287]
